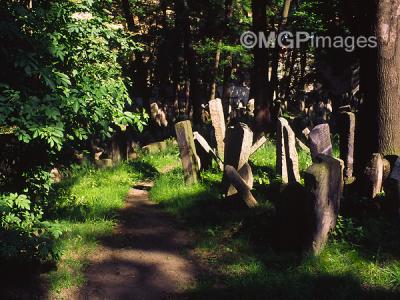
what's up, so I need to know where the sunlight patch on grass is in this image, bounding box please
[150,168,217,216]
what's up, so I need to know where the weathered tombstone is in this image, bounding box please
[276,118,300,183]
[296,137,309,152]
[309,124,333,161]
[224,123,253,171]
[249,135,267,156]
[193,131,221,170]
[224,165,258,208]
[95,158,113,168]
[209,98,226,157]
[384,157,400,215]
[142,140,168,154]
[338,112,355,179]
[223,123,253,194]
[227,162,254,196]
[304,154,344,255]
[363,153,384,198]
[175,121,200,185]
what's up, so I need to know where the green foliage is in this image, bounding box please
[0,0,147,151]
[0,193,63,263]
[331,215,365,244]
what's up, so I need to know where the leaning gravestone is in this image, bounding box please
[209,98,226,157]
[338,112,355,179]
[304,154,344,255]
[227,162,254,196]
[383,157,400,215]
[225,165,258,208]
[223,123,253,195]
[309,124,333,161]
[193,131,222,170]
[175,121,200,185]
[363,153,384,198]
[276,118,300,183]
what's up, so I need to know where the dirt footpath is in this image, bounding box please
[78,182,198,300]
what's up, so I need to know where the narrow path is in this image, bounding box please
[78,181,198,300]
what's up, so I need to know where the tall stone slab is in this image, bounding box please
[309,124,333,161]
[304,154,344,255]
[338,112,355,179]
[363,153,384,198]
[209,98,226,157]
[223,123,253,195]
[175,121,200,185]
[384,157,400,215]
[276,118,300,183]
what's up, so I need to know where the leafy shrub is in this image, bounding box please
[0,193,64,263]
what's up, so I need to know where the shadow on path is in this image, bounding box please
[79,182,199,300]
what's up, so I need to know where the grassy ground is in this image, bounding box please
[45,145,179,296]
[150,140,400,299]
[26,137,400,299]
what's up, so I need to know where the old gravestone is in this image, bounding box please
[276,118,301,183]
[193,131,222,170]
[304,154,344,255]
[309,124,333,161]
[383,157,400,215]
[209,98,226,157]
[338,112,355,179]
[225,165,258,208]
[175,121,200,185]
[223,123,253,195]
[363,153,384,198]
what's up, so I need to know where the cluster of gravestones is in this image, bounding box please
[174,101,400,255]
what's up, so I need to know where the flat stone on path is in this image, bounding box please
[78,182,198,300]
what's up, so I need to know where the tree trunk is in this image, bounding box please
[210,40,222,101]
[251,0,270,134]
[269,0,292,101]
[120,0,148,108]
[176,0,202,125]
[356,0,400,176]
[375,0,400,155]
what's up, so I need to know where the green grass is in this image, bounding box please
[44,143,180,296]
[149,142,400,299]
[44,138,400,299]
[140,139,180,172]
[46,162,155,295]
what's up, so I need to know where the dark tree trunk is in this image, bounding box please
[120,0,148,108]
[356,0,400,177]
[251,0,270,134]
[175,0,202,125]
[269,0,292,100]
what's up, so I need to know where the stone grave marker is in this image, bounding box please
[209,98,226,157]
[363,153,384,198]
[276,118,300,183]
[175,121,200,185]
[338,112,355,179]
[304,154,344,255]
[309,124,333,161]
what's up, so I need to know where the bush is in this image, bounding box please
[0,193,64,263]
